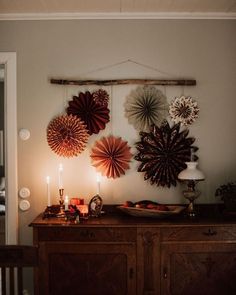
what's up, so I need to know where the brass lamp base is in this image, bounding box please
[183,189,201,217]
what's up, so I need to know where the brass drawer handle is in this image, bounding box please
[163,268,167,279]
[203,228,217,236]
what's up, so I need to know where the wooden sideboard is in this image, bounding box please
[30,206,236,295]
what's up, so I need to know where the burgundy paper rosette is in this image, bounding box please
[135,121,198,187]
[67,91,110,135]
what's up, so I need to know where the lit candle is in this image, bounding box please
[58,163,63,190]
[64,195,69,211]
[96,173,101,195]
[46,176,51,207]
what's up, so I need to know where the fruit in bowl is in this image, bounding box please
[155,204,170,211]
[123,201,134,207]
[122,200,170,211]
[146,203,157,209]
[134,200,159,208]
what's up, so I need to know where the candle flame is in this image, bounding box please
[59,163,63,171]
[96,173,101,183]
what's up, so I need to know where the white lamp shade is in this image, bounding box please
[178,162,205,181]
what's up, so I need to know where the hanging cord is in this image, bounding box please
[126,59,174,77]
[80,59,176,78]
[164,85,167,97]
[62,86,69,114]
[110,85,113,135]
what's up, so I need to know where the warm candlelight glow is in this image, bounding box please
[64,195,69,211]
[46,176,50,184]
[58,163,63,189]
[96,173,101,195]
[78,204,89,219]
[46,176,51,207]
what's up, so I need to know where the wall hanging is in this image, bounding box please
[169,95,199,126]
[66,90,110,135]
[51,78,196,86]
[124,85,168,132]
[92,88,109,106]
[47,114,89,158]
[134,121,197,188]
[50,59,196,87]
[90,135,132,179]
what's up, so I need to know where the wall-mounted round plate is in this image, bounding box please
[19,199,30,211]
[18,187,30,198]
[19,129,30,141]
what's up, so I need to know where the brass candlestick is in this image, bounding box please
[57,188,65,217]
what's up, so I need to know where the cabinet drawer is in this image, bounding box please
[161,226,236,241]
[37,227,136,242]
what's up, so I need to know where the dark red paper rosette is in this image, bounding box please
[47,114,89,158]
[135,121,198,187]
[92,89,109,106]
[90,135,133,179]
[67,91,110,135]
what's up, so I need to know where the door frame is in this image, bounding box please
[0,52,18,244]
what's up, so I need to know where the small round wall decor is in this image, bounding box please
[135,121,197,187]
[169,95,199,126]
[47,114,89,158]
[67,91,110,135]
[90,135,132,179]
[124,86,168,132]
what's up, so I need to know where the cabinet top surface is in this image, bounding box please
[30,205,236,228]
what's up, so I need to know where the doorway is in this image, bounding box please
[0,69,4,244]
[0,52,18,244]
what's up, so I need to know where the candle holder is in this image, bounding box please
[57,188,65,218]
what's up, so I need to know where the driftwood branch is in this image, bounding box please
[50,78,196,86]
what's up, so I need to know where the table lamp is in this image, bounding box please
[178,162,205,217]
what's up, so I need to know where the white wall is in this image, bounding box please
[0,19,235,244]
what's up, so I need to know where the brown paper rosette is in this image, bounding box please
[47,114,89,158]
[92,89,109,106]
[124,86,168,132]
[67,91,110,135]
[169,96,199,126]
[135,121,198,187]
[90,135,132,179]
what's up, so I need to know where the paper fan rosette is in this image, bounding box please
[92,89,109,106]
[90,135,133,179]
[67,91,110,135]
[169,96,199,126]
[47,114,89,158]
[124,86,168,132]
[135,121,198,187]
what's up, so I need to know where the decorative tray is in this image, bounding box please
[117,205,185,218]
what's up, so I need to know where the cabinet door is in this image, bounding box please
[39,242,136,295]
[137,228,161,295]
[161,242,236,295]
